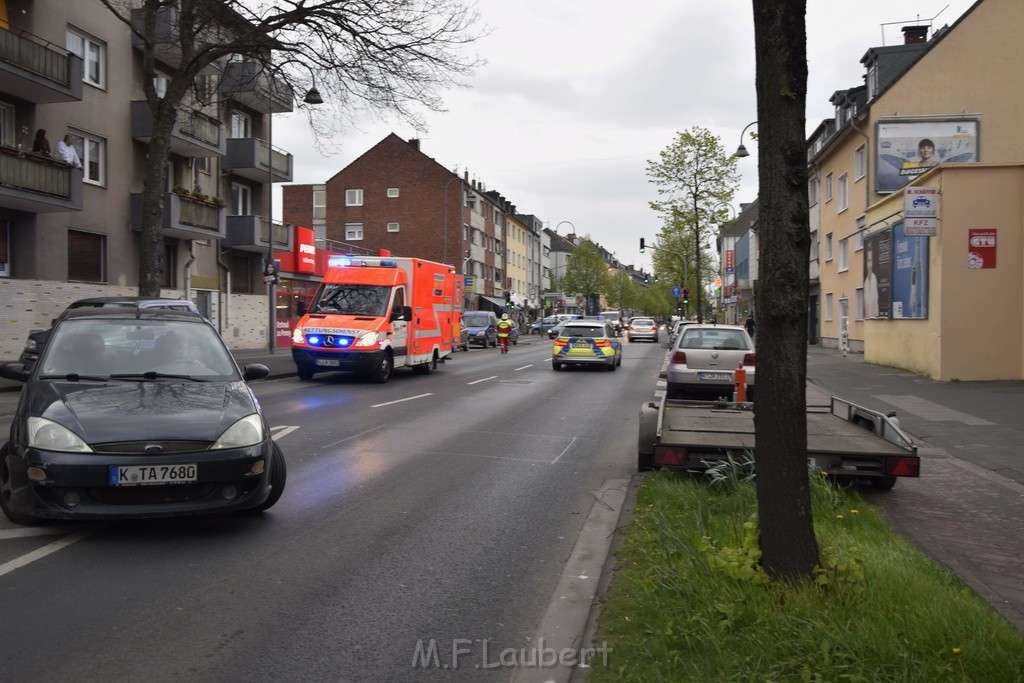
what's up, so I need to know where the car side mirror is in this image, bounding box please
[0,362,29,383]
[241,363,270,381]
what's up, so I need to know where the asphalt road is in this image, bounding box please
[0,337,654,681]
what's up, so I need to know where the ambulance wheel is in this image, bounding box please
[414,351,438,375]
[369,351,394,384]
[297,365,315,381]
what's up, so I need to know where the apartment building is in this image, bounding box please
[1,0,298,357]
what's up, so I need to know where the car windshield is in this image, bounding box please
[38,320,239,381]
[562,326,605,338]
[679,329,750,351]
[309,284,391,316]
[463,315,491,327]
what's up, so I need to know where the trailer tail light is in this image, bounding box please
[884,456,920,478]
[743,353,756,366]
[670,351,687,364]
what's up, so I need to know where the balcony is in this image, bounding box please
[131,101,226,158]
[219,61,294,114]
[0,146,83,212]
[223,138,293,183]
[1,27,84,103]
[223,215,292,253]
[130,6,220,73]
[131,192,226,241]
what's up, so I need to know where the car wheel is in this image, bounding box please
[617,354,622,367]
[607,359,616,371]
[297,365,315,381]
[368,351,394,384]
[249,442,287,513]
[552,361,562,371]
[0,447,40,526]
[413,351,438,375]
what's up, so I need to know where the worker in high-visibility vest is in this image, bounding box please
[496,313,514,353]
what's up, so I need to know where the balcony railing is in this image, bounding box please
[131,101,226,158]
[0,146,70,197]
[177,107,222,148]
[0,27,83,102]
[178,193,221,230]
[261,217,291,249]
[130,192,225,240]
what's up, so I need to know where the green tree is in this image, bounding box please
[647,127,739,321]
[101,0,483,295]
[559,238,611,316]
[751,0,819,580]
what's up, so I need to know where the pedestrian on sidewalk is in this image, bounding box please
[745,313,755,339]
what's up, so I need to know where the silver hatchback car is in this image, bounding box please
[665,324,755,400]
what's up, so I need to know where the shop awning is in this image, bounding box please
[479,295,507,309]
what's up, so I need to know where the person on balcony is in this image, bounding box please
[56,134,82,168]
[31,129,51,156]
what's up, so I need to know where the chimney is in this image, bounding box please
[902,25,928,44]
[408,138,420,150]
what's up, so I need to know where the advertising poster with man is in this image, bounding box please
[875,119,978,193]
[890,221,929,319]
[863,229,892,319]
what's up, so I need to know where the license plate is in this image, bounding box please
[316,358,340,367]
[698,372,732,381]
[109,464,198,486]
[572,341,591,348]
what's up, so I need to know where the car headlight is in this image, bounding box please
[291,327,305,344]
[27,417,93,453]
[212,414,266,449]
[354,331,382,347]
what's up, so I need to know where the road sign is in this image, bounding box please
[905,186,939,218]
[904,217,937,236]
[670,286,682,297]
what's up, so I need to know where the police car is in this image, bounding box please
[551,320,623,371]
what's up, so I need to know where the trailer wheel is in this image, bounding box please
[871,476,897,490]
[637,401,659,472]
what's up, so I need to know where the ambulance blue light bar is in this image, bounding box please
[327,255,398,268]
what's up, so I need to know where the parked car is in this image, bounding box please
[461,310,498,348]
[551,320,622,371]
[664,323,756,401]
[0,307,284,525]
[627,317,660,343]
[530,316,560,335]
[669,319,697,344]
[18,297,202,368]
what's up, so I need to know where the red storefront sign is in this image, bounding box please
[967,229,996,269]
[295,226,316,273]
[724,250,735,273]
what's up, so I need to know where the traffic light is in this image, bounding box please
[505,294,513,309]
[639,237,645,253]
[682,288,690,304]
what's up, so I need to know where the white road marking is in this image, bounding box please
[552,436,577,465]
[468,376,498,385]
[0,526,86,541]
[323,424,386,448]
[0,524,106,579]
[371,393,434,408]
[270,425,300,440]
[514,364,533,371]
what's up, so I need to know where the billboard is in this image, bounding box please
[891,221,929,319]
[863,229,892,319]
[875,119,978,193]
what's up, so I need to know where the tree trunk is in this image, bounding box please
[138,109,176,297]
[751,0,819,581]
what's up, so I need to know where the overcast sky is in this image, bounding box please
[272,0,977,273]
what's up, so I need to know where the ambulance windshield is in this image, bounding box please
[310,284,391,316]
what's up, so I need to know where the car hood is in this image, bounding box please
[463,325,491,333]
[23,380,259,444]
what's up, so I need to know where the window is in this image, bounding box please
[230,182,251,215]
[387,188,400,198]
[387,222,400,233]
[312,190,326,219]
[825,173,833,202]
[161,240,176,288]
[825,233,833,261]
[230,112,252,138]
[809,230,819,262]
[824,292,833,322]
[866,64,879,99]
[838,237,849,272]
[809,175,819,206]
[153,73,170,99]
[855,288,865,320]
[838,173,848,212]
[67,230,105,282]
[345,223,363,240]
[854,217,865,251]
[855,145,866,180]
[345,189,363,206]
[70,131,105,186]
[0,219,10,277]
[66,27,105,88]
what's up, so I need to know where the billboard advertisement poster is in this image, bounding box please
[875,119,978,193]
[863,229,892,319]
[968,229,997,269]
[891,221,929,319]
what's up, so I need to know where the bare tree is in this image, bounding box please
[647,127,739,322]
[751,0,819,580]
[98,0,484,295]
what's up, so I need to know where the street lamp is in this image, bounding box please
[265,68,323,353]
[734,121,758,158]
